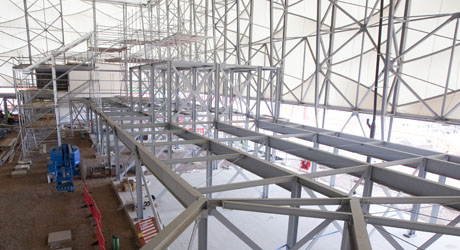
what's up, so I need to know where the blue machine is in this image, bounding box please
[47,144,81,192]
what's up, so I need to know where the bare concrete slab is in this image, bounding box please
[11,170,27,178]
[48,230,71,248]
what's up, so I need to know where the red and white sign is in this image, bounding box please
[135,217,159,246]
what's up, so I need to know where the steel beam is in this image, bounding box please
[140,198,207,250]
[91,105,202,207]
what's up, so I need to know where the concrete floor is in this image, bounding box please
[138,159,460,250]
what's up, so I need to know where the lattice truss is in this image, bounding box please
[85,61,460,250]
[1,0,460,129]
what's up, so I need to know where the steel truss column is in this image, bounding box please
[150,65,156,154]
[388,0,411,141]
[362,167,373,213]
[349,198,372,249]
[113,128,121,180]
[106,121,111,166]
[198,212,208,250]
[129,68,134,112]
[405,158,427,237]
[314,0,321,127]
[98,113,104,154]
[135,149,144,220]
[206,143,213,199]
[322,1,337,128]
[51,56,62,146]
[254,67,262,159]
[262,138,270,198]
[86,103,90,130]
[380,0,395,140]
[139,68,143,112]
[430,175,446,224]
[287,180,301,248]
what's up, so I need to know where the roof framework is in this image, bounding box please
[86,60,460,249]
[1,0,460,128]
[1,0,460,248]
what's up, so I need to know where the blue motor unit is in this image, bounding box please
[47,144,81,192]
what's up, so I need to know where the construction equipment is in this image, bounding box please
[47,143,81,192]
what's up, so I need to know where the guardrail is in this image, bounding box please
[83,181,105,250]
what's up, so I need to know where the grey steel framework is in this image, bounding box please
[3,0,460,249]
[2,0,460,131]
[86,60,460,249]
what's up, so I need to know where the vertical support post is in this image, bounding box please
[51,56,62,146]
[314,0,321,127]
[311,134,319,172]
[98,114,104,154]
[255,68,262,121]
[362,166,373,213]
[262,138,270,198]
[388,0,411,141]
[167,61,172,123]
[162,70,167,122]
[223,70,228,122]
[341,221,352,250]
[3,98,7,114]
[106,121,111,166]
[405,159,427,237]
[95,111,99,138]
[90,109,94,134]
[236,0,241,64]
[139,68,143,112]
[228,71,234,123]
[287,180,301,248]
[430,175,446,224]
[167,62,173,169]
[150,65,156,154]
[86,103,90,129]
[254,67,262,156]
[245,71,251,151]
[175,73,180,121]
[214,63,220,128]
[247,0,254,64]
[192,67,197,132]
[69,96,74,135]
[331,147,338,187]
[213,64,220,179]
[322,1,337,128]
[370,0,386,141]
[246,72,251,117]
[269,0,274,66]
[206,149,213,199]
[23,0,33,65]
[129,68,134,112]
[380,0,395,140]
[135,150,144,220]
[192,67,197,157]
[114,129,121,180]
[198,212,208,250]
[274,68,282,121]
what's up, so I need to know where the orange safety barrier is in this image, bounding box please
[83,182,106,250]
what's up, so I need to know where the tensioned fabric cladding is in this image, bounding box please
[1,0,459,121]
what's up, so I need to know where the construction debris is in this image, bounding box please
[11,170,27,178]
[47,230,71,249]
